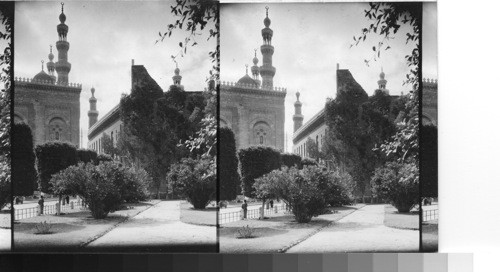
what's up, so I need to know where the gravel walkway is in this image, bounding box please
[287,204,419,252]
[86,200,217,252]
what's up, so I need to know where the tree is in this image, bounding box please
[35,142,78,194]
[12,123,37,196]
[101,132,119,158]
[167,156,216,209]
[421,125,437,197]
[371,161,419,212]
[219,127,239,200]
[120,68,205,198]
[238,146,282,198]
[0,3,13,209]
[305,137,323,162]
[77,148,98,164]
[159,0,219,79]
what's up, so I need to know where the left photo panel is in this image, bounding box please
[12,1,218,252]
[0,2,13,252]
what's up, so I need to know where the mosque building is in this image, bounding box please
[220,7,287,151]
[14,3,82,147]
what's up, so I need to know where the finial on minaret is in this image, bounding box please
[293,91,304,132]
[61,2,64,13]
[378,67,387,91]
[245,64,249,75]
[337,63,340,70]
[91,86,95,97]
[88,86,99,128]
[295,91,300,101]
[266,6,269,17]
[41,60,44,71]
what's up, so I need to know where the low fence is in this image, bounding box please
[423,208,438,222]
[218,203,289,225]
[14,199,87,220]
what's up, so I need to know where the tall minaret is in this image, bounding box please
[293,91,304,132]
[88,87,98,128]
[251,49,261,87]
[172,63,184,90]
[378,68,387,90]
[46,45,56,83]
[259,7,276,90]
[55,3,72,85]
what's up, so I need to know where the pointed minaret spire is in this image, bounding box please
[378,67,387,90]
[41,60,44,71]
[260,6,276,90]
[55,2,72,85]
[245,64,249,75]
[251,49,261,87]
[172,61,183,87]
[88,86,99,128]
[293,91,304,132]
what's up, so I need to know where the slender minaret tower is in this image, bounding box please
[46,45,56,83]
[55,3,72,85]
[378,68,387,90]
[172,63,185,90]
[88,87,98,128]
[259,7,276,90]
[293,91,304,132]
[251,49,261,87]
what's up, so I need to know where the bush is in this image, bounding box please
[96,153,113,164]
[12,123,37,196]
[33,221,53,235]
[236,225,256,239]
[325,170,353,207]
[77,149,98,164]
[50,162,150,219]
[238,146,282,198]
[168,156,216,209]
[219,127,240,200]
[254,166,337,223]
[300,157,318,168]
[35,141,78,194]
[371,161,419,212]
[281,153,302,168]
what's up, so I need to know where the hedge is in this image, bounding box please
[238,146,282,198]
[12,123,37,196]
[219,127,240,200]
[281,153,302,168]
[77,148,98,164]
[35,141,78,193]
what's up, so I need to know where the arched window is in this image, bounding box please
[55,131,60,141]
[48,117,66,142]
[253,121,271,146]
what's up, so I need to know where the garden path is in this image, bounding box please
[0,228,10,251]
[286,204,419,252]
[85,200,216,251]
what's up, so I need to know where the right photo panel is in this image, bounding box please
[218,2,435,253]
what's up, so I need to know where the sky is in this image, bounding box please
[14,1,216,147]
[221,2,438,152]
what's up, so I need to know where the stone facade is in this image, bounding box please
[422,78,438,126]
[14,4,81,148]
[14,79,81,147]
[220,7,287,151]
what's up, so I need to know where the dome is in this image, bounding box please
[253,56,259,65]
[237,74,258,87]
[264,17,271,27]
[174,67,180,75]
[59,13,66,24]
[33,70,55,83]
[380,71,385,79]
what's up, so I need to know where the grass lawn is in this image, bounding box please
[13,200,159,251]
[422,220,438,252]
[179,201,217,226]
[219,204,364,253]
[383,205,419,230]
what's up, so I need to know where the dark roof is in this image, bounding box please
[33,70,54,84]
[237,74,258,87]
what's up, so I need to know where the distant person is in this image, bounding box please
[270,200,274,208]
[65,195,70,204]
[242,200,248,219]
[38,195,45,215]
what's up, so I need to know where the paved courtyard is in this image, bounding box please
[287,204,419,252]
[86,200,217,252]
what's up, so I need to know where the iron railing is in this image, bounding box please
[423,208,439,222]
[218,203,289,225]
[14,200,87,220]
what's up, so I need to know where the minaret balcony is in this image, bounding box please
[259,66,276,76]
[56,40,70,51]
[55,62,71,72]
[260,44,274,54]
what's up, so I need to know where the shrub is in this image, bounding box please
[50,162,149,219]
[77,149,98,164]
[12,123,37,196]
[281,153,302,168]
[168,156,216,209]
[254,166,335,223]
[33,221,53,235]
[371,161,419,212]
[236,225,256,239]
[300,157,318,168]
[238,146,282,198]
[219,127,240,200]
[96,153,113,164]
[35,141,78,194]
[325,170,353,207]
